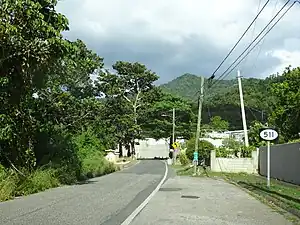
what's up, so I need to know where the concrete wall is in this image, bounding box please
[210,150,258,174]
[135,138,169,159]
[259,143,300,185]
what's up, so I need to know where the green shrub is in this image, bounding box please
[16,169,60,196]
[0,130,118,202]
[73,129,105,160]
[178,153,189,166]
[0,166,17,201]
[82,151,117,178]
[240,145,256,157]
[186,138,214,161]
[216,147,231,157]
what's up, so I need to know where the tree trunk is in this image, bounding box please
[126,143,131,157]
[131,141,135,155]
[118,142,123,157]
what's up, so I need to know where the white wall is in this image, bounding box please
[135,138,169,159]
[200,138,223,148]
[210,150,258,174]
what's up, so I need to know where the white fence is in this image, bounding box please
[210,150,258,174]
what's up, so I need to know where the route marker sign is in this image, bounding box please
[259,128,278,141]
[259,128,279,188]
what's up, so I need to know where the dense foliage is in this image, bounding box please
[161,69,300,143]
[0,0,196,200]
[1,0,299,201]
[161,74,273,130]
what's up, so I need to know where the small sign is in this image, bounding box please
[193,151,198,161]
[259,128,279,141]
[172,142,179,149]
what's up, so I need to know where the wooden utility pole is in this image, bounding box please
[194,76,204,173]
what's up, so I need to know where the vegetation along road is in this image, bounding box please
[0,160,167,225]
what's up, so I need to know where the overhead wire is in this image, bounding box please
[209,0,293,88]
[250,0,280,74]
[208,0,271,81]
[239,0,263,71]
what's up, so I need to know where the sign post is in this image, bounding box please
[259,128,279,188]
[193,151,198,175]
[171,142,179,165]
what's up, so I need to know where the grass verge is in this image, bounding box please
[0,156,118,202]
[173,164,300,223]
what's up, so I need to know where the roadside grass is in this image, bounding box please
[173,164,300,222]
[0,156,119,202]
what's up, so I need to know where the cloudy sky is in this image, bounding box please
[56,0,300,84]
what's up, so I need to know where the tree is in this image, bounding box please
[209,116,229,131]
[248,120,266,147]
[0,0,70,168]
[141,90,193,142]
[269,66,300,141]
[97,61,159,155]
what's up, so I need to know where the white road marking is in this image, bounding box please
[120,161,168,225]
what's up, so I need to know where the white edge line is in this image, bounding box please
[120,161,168,225]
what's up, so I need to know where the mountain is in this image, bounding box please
[160,73,275,130]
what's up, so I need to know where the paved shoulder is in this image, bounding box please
[130,176,293,225]
[0,160,166,225]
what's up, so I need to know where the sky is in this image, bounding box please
[56,0,300,84]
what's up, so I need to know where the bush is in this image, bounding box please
[178,152,189,165]
[216,147,231,157]
[0,166,17,201]
[240,145,256,157]
[82,151,117,178]
[16,169,60,196]
[0,131,118,202]
[185,138,214,161]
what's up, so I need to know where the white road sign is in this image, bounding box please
[259,128,278,141]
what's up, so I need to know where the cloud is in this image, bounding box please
[56,0,300,84]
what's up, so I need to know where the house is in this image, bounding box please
[201,130,247,147]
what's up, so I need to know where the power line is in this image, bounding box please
[250,0,280,73]
[209,0,292,88]
[240,0,263,71]
[208,0,270,80]
[210,1,299,88]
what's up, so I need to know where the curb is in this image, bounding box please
[117,160,140,170]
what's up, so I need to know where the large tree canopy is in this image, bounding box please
[269,66,300,141]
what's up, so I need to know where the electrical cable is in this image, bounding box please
[208,0,270,80]
[240,0,263,71]
[250,0,280,73]
[209,0,293,88]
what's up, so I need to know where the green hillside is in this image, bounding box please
[160,74,275,130]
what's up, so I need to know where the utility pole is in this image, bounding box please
[194,76,204,174]
[237,70,249,147]
[172,108,175,144]
[172,108,176,165]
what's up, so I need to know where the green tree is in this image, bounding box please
[0,0,70,168]
[97,61,159,155]
[141,90,193,142]
[248,120,266,147]
[209,116,229,131]
[269,66,300,141]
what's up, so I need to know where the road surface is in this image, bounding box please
[130,176,293,225]
[1,161,294,225]
[0,160,167,225]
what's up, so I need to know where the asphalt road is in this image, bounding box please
[0,160,167,225]
[130,176,293,225]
